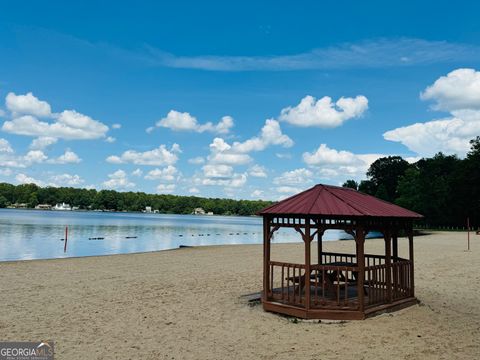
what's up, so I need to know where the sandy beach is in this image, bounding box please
[0,231,479,359]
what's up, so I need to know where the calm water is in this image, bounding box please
[0,209,353,261]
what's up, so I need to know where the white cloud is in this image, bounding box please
[189,187,200,194]
[0,138,13,153]
[208,138,252,165]
[145,165,178,181]
[248,164,267,178]
[23,150,48,164]
[276,153,292,159]
[0,109,5,117]
[232,119,293,152]
[15,173,44,186]
[420,68,480,111]
[111,123,122,129]
[47,150,82,164]
[2,111,109,140]
[2,92,110,141]
[146,38,480,71]
[49,173,84,186]
[156,183,176,193]
[29,137,58,150]
[383,113,480,157]
[229,173,248,188]
[195,119,292,191]
[204,119,293,169]
[199,172,247,188]
[150,110,234,134]
[6,92,52,117]
[317,168,341,179]
[384,68,480,157]
[251,189,264,198]
[105,136,116,143]
[0,168,12,176]
[215,116,234,134]
[131,168,143,177]
[273,168,314,186]
[188,156,205,165]
[279,95,368,128]
[302,144,387,182]
[276,186,302,194]
[0,143,48,168]
[303,144,359,166]
[202,164,233,179]
[0,140,83,168]
[106,144,180,166]
[103,170,135,190]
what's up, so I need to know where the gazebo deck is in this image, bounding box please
[263,251,415,320]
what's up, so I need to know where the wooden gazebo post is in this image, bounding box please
[392,232,399,261]
[304,218,311,310]
[384,230,392,303]
[317,228,323,265]
[263,215,271,301]
[408,227,415,297]
[356,226,366,312]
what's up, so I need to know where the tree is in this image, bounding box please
[374,184,389,201]
[0,195,7,208]
[358,180,376,195]
[366,156,410,202]
[460,136,480,227]
[468,136,480,158]
[0,182,272,216]
[342,180,358,190]
[395,167,421,212]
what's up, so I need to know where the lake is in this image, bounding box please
[0,209,355,261]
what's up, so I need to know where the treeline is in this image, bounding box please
[343,137,480,228]
[0,183,273,216]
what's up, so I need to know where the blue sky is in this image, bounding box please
[1,1,480,200]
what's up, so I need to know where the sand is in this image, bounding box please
[0,231,479,359]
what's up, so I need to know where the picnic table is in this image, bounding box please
[287,261,359,295]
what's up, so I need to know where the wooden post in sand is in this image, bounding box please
[467,217,470,251]
[64,226,68,253]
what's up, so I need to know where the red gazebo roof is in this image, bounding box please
[259,184,423,218]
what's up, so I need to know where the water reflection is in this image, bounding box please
[0,209,357,261]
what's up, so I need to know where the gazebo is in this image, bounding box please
[258,184,423,320]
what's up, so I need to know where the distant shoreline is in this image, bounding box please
[0,207,259,217]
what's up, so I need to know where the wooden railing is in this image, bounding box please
[268,261,359,310]
[266,253,413,311]
[365,263,388,306]
[364,258,413,306]
[268,261,306,306]
[321,252,356,265]
[391,260,413,300]
[322,252,386,267]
